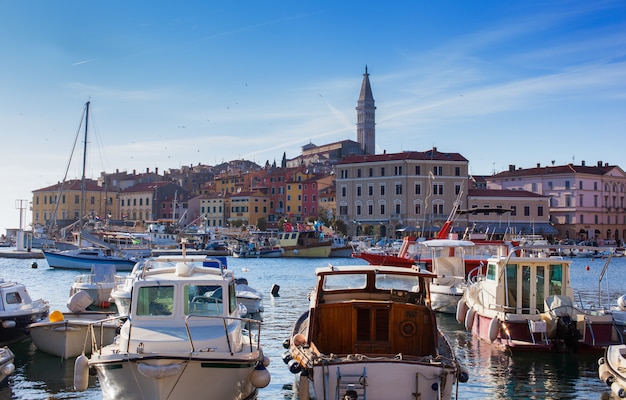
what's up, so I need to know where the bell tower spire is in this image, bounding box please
[356,65,376,155]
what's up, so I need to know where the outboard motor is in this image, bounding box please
[555,315,581,352]
[343,384,358,400]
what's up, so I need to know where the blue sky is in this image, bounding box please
[1,1,625,232]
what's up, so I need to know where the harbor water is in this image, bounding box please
[0,252,623,399]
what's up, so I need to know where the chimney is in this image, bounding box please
[133,169,136,175]
[537,163,540,168]
[597,161,602,167]
[509,164,515,172]
[146,167,150,173]
[581,160,585,166]
[155,167,159,174]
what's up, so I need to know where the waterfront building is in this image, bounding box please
[335,147,469,237]
[487,161,626,243]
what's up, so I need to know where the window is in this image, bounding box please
[395,203,401,214]
[455,167,460,176]
[578,181,582,190]
[341,187,347,197]
[368,185,373,196]
[511,206,517,216]
[356,205,361,215]
[415,166,421,175]
[433,166,443,176]
[368,204,373,215]
[415,203,421,214]
[415,183,421,195]
[433,184,444,195]
[339,206,348,215]
[368,168,373,177]
[565,181,570,190]
[538,206,544,216]
[357,169,362,178]
[380,185,385,196]
[394,166,402,175]
[380,204,385,214]
[136,285,174,316]
[380,167,385,176]
[455,184,461,195]
[524,206,530,216]
[395,184,402,195]
[356,186,362,196]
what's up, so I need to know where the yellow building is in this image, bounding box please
[31,179,115,229]
[228,190,270,227]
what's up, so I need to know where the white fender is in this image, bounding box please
[73,354,89,391]
[0,362,14,376]
[250,364,271,388]
[599,363,614,385]
[456,299,467,324]
[488,318,500,342]
[464,307,476,331]
[67,290,93,313]
[618,294,626,311]
[612,381,626,398]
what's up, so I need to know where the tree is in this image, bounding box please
[256,217,267,231]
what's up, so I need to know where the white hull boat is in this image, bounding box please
[0,279,49,344]
[29,311,118,359]
[0,346,15,385]
[77,254,270,399]
[68,264,117,309]
[599,344,626,398]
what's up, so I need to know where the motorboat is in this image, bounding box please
[235,278,264,320]
[328,236,354,258]
[0,346,15,385]
[68,264,117,310]
[0,278,49,344]
[231,238,284,258]
[285,264,468,400]
[277,222,332,257]
[28,309,118,359]
[352,235,418,267]
[43,247,138,271]
[458,245,624,352]
[77,254,270,399]
[421,239,475,314]
[598,344,626,398]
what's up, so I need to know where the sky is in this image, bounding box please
[0,1,625,232]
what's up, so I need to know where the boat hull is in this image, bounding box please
[0,310,49,345]
[43,250,136,271]
[430,285,463,314]
[232,249,283,258]
[282,245,331,258]
[29,314,118,359]
[598,344,626,397]
[0,347,15,385]
[90,355,260,400]
[298,360,458,400]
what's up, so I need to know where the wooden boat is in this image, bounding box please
[28,310,118,359]
[285,264,468,400]
[598,344,626,398]
[0,346,15,385]
[0,279,49,344]
[278,223,332,258]
[78,255,270,399]
[458,245,624,352]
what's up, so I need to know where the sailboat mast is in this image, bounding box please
[80,101,90,224]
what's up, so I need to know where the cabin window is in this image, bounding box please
[548,264,563,295]
[229,282,237,313]
[5,292,22,304]
[186,285,223,315]
[536,266,545,312]
[486,263,496,280]
[323,274,367,291]
[506,264,518,310]
[136,285,174,316]
[375,273,420,292]
[521,266,531,313]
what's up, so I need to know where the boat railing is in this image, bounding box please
[86,314,125,355]
[184,314,262,355]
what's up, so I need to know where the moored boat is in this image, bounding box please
[598,344,626,398]
[278,223,332,258]
[285,264,468,400]
[459,245,624,352]
[0,346,15,385]
[43,247,138,271]
[28,310,118,359]
[68,264,117,310]
[0,279,49,344]
[79,255,270,399]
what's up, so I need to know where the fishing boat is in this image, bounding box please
[285,264,468,400]
[42,247,138,271]
[352,235,418,267]
[77,254,271,399]
[278,222,332,258]
[231,238,284,258]
[598,344,626,398]
[421,239,475,314]
[28,309,118,359]
[68,264,117,310]
[0,346,15,385]
[328,236,354,258]
[458,245,624,352]
[0,279,49,344]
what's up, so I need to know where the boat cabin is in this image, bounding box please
[307,265,438,358]
[481,255,573,316]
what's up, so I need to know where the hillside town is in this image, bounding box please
[27,69,626,247]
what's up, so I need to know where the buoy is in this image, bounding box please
[292,333,307,346]
[464,307,476,331]
[262,354,270,367]
[612,381,626,398]
[586,265,590,271]
[271,284,280,297]
[458,366,469,383]
[282,338,290,349]
[456,299,467,324]
[49,310,64,323]
[31,261,38,268]
[250,363,271,388]
[488,318,500,342]
[1,320,16,329]
[0,362,14,376]
[74,354,90,391]
[288,359,302,374]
